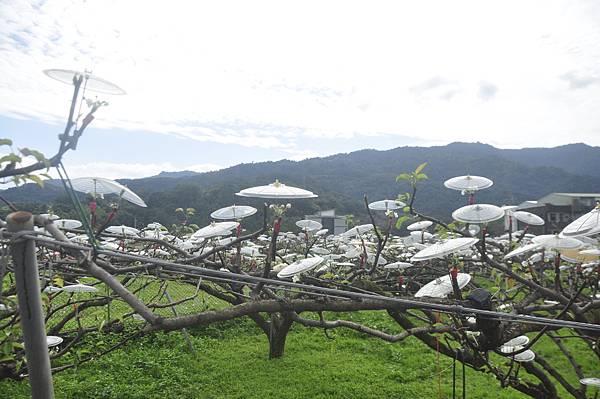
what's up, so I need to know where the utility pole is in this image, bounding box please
[7,211,55,399]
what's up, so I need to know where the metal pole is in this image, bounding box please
[7,211,54,399]
[163,290,195,354]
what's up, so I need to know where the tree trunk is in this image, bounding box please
[268,312,294,359]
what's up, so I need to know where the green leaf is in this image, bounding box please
[11,342,24,350]
[0,139,13,146]
[416,173,428,180]
[0,154,21,164]
[19,148,47,164]
[395,215,409,229]
[395,173,411,182]
[414,162,428,174]
[24,174,45,187]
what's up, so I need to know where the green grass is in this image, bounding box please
[2,277,597,398]
[1,312,569,399]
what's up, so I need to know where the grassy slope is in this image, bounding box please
[0,313,552,399]
[1,278,596,398]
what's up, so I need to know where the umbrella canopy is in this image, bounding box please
[241,246,265,257]
[383,261,414,270]
[54,219,83,230]
[44,69,126,95]
[46,336,63,348]
[532,234,582,250]
[62,283,98,293]
[210,205,257,220]
[561,208,600,237]
[218,237,237,246]
[407,220,433,231]
[341,224,374,237]
[235,179,317,199]
[502,335,530,347]
[468,225,481,236]
[452,204,504,224]
[368,199,406,211]
[409,231,433,240]
[70,177,147,207]
[444,175,493,191]
[412,237,479,261]
[40,213,60,221]
[579,248,600,256]
[580,378,600,387]
[105,225,140,237]
[560,248,599,263]
[503,243,541,259]
[296,219,323,232]
[310,246,330,255]
[512,211,545,226]
[415,273,471,298]
[500,346,536,362]
[277,256,324,278]
[191,222,239,240]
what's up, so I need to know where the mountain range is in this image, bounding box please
[2,142,600,231]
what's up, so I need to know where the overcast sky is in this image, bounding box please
[1,0,599,181]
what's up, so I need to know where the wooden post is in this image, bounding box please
[7,211,55,399]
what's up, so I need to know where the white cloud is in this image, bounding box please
[0,0,599,151]
[47,161,221,180]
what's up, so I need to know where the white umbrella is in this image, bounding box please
[410,231,433,241]
[241,246,265,257]
[296,219,323,232]
[218,237,237,246]
[411,238,479,261]
[561,208,600,237]
[502,335,530,347]
[310,246,330,255]
[500,346,536,362]
[444,175,493,191]
[62,283,98,293]
[211,205,257,220]
[368,199,405,211]
[54,219,83,230]
[335,262,356,267]
[46,336,63,347]
[44,69,126,95]
[43,286,62,294]
[468,225,481,236]
[512,211,545,226]
[236,179,317,199]
[579,248,600,256]
[70,177,147,207]
[503,243,541,259]
[341,224,374,237]
[452,204,504,224]
[407,220,433,231]
[415,273,471,298]
[383,261,414,270]
[105,225,140,237]
[277,256,324,278]
[191,222,239,239]
[146,222,164,230]
[580,378,600,387]
[532,234,582,250]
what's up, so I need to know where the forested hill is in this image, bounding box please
[3,142,600,230]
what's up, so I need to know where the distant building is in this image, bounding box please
[516,193,600,234]
[305,209,348,235]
